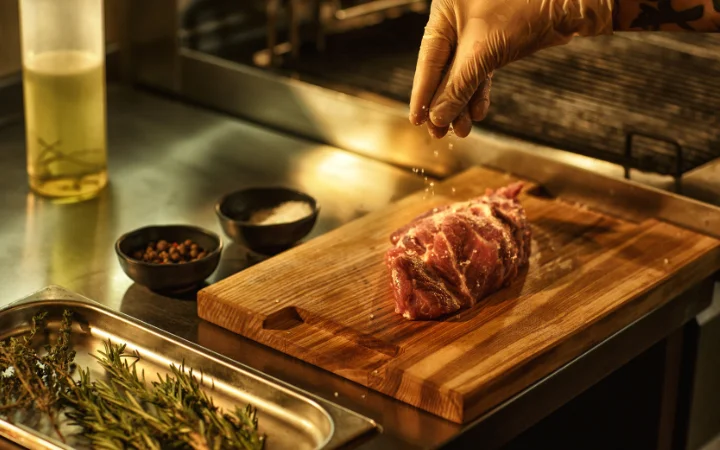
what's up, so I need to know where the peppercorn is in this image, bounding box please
[131,238,208,264]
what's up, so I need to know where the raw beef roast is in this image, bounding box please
[385,182,531,320]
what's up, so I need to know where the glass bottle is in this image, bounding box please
[19,0,108,202]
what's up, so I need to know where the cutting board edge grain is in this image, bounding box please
[197,166,720,424]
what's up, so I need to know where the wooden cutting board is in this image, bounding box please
[198,166,720,423]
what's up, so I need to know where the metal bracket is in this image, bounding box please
[624,131,684,193]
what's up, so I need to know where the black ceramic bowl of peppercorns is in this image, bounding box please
[115,225,222,293]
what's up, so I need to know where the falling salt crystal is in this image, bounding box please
[421,105,427,110]
[433,150,439,157]
[275,300,279,303]
[451,187,456,194]
[664,258,669,264]
[334,392,339,398]
[429,182,435,187]
[412,167,419,174]
[433,208,439,213]
[361,394,366,399]
[448,143,454,150]
[369,314,375,319]
[372,370,378,375]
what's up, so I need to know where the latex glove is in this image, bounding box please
[410,0,615,138]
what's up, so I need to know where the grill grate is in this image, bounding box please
[275,13,720,177]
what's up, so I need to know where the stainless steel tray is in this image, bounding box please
[0,286,377,450]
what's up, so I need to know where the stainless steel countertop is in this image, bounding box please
[0,84,457,449]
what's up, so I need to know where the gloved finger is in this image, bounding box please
[469,72,493,122]
[452,107,472,138]
[426,57,453,138]
[430,21,496,128]
[427,119,449,139]
[409,5,455,126]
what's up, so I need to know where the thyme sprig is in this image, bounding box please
[0,311,265,450]
[0,310,75,441]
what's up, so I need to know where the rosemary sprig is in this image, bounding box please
[65,341,265,449]
[0,311,265,450]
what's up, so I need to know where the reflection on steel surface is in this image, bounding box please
[294,150,402,223]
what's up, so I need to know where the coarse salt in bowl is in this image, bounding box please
[215,187,320,254]
[248,201,315,226]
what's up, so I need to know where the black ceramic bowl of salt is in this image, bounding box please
[215,187,319,254]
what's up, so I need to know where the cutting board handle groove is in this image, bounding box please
[262,307,400,357]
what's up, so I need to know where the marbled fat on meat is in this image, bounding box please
[385,182,531,320]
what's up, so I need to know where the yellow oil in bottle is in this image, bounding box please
[23,50,107,202]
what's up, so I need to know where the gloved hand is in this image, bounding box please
[410,0,616,138]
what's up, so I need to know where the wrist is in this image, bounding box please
[551,0,615,37]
